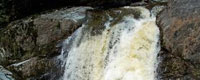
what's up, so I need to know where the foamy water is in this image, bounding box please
[61,7,160,80]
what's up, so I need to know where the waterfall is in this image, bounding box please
[60,6,160,80]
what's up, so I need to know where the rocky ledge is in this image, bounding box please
[0,0,141,27]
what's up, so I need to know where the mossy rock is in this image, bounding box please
[85,7,143,36]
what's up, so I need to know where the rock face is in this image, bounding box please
[0,0,138,27]
[0,7,92,79]
[157,0,200,79]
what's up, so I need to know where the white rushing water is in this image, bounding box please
[61,7,160,80]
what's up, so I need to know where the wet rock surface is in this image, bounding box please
[0,7,91,79]
[157,0,200,79]
[0,65,14,80]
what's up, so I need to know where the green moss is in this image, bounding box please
[87,10,107,27]
[84,8,143,36]
[109,8,142,26]
[86,10,109,35]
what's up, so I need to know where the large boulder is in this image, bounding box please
[0,7,92,79]
[157,0,200,79]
